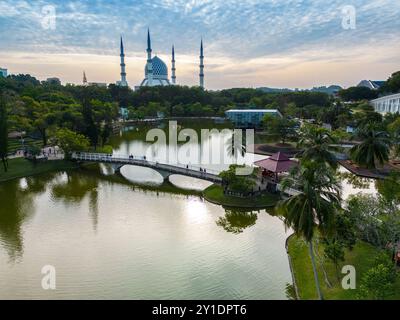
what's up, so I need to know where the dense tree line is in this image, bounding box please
[0,75,118,153]
[1,71,399,158]
[0,74,334,120]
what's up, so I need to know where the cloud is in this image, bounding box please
[0,0,398,89]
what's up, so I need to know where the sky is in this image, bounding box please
[0,0,399,90]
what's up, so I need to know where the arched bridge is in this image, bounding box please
[71,152,223,184]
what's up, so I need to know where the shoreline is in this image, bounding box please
[0,158,80,183]
[285,233,300,300]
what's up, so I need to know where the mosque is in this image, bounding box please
[116,29,204,89]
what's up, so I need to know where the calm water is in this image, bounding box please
[0,120,376,299]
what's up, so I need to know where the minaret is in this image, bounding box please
[119,36,128,87]
[199,39,204,88]
[171,45,176,85]
[146,28,153,86]
[83,71,87,86]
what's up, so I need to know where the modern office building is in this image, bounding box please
[0,68,7,78]
[225,109,282,128]
[371,93,400,114]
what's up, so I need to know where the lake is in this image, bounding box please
[0,120,376,299]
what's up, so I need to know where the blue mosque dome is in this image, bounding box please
[122,29,205,89]
[145,56,168,77]
[140,30,171,87]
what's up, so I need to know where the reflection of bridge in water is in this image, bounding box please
[71,152,223,184]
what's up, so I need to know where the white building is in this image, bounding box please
[371,93,400,114]
[357,80,385,90]
[136,29,204,88]
[0,68,7,77]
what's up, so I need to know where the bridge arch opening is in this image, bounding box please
[168,175,213,191]
[119,165,165,186]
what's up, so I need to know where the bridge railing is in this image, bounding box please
[71,152,222,177]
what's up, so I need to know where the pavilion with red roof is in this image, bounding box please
[254,152,298,182]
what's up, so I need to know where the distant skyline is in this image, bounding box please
[0,0,399,89]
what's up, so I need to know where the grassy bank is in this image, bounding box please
[287,235,400,300]
[7,137,42,154]
[203,184,279,208]
[0,158,79,182]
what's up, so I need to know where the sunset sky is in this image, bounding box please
[0,0,399,90]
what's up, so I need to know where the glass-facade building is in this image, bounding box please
[225,109,283,128]
[0,68,7,77]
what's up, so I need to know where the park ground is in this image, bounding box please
[287,235,400,300]
[0,158,79,182]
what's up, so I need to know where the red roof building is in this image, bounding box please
[254,152,298,181]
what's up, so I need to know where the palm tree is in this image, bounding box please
[277,162,342,300]
[350,126,391,170]
[225,131,246,159]
[298,124,339,169]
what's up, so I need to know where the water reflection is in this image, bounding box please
[120,165,164,186]
[50,171,101,231]
[0,174,55,261]
[216,209,258,234]
[51,172,98,203]
[0,119,380,299]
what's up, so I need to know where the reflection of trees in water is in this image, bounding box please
[216,209,258,234]
[0,174,55,261]
[51,172,98,203]
[285,283,297,300]
[89,189,99,232]
[51,171,99,230]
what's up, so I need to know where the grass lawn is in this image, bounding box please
[203,184,280,208]
[287,235,400,300]
[0,158,79,182]
[8,137,42,154]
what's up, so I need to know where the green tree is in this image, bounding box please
[22,96,52,146]
[81,96,99,148]
[345,194,400,248]
[55,128,90,159]
[338,87,377,101]
[323,238,345,280]
[350,126,391,170]
[380,71,400,94]
[387,117,400,158]
[277,162,342,300]
[354,110,383,130]
[359,264,397,300]
[298,124,339,169]
[0,94,8,172]
[263,114,298,145]
[376,170,400,211]
[219,165,256,194]
[333,212,357,250]
[331,128,351,142]
[284,102,299,118]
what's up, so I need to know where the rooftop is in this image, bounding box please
[371,92,400,102]
[226,109,280,113]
